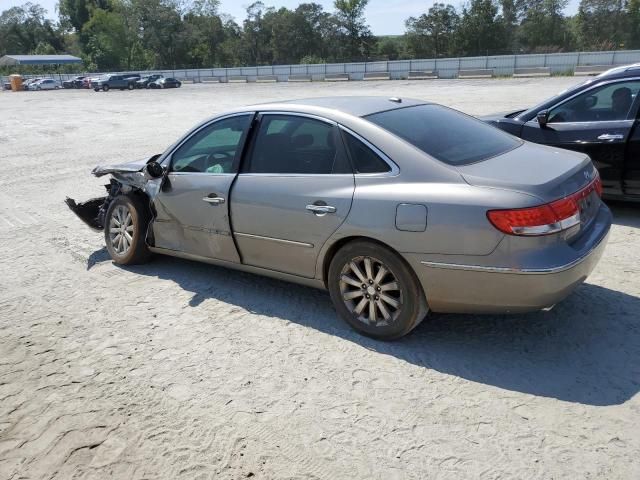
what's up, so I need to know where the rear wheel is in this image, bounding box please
[128,83,134,90]
[328,240,428,340]
[104,195,151,265]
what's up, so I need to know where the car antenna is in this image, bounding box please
[389,97,402,103]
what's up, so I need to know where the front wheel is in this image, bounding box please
[128,83,134,90]
[102,85,110,92]
[104,195,151,265]
[327,240,428,340]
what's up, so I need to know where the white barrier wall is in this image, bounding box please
[4,49,640,84]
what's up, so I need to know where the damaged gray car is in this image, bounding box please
[68,97,611,339]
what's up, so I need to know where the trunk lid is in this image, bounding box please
[459,142,601,237]
[458,142,595,203]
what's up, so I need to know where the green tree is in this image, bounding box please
[334,0,373,60]
[376,36,403,60]
[576,0,628,50]
[182,1,229,67]
[456,0,507,55]
[82,5,129,69]
[0,3,63,55]
[242,2,273,65]
[518,0,573,51]
[59,0,112,32]
[134,0,186,68]
[629,0,640,48]
[406,3,459,58]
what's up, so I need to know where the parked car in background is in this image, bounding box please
[29,78,61,90]
[93,74,138,91]
[484,63,640,201]
[136,74,163,88]
[22,78,42,90]
[67,97,611,340]
[149,77,181,89]
[83,76,100,89]
[123,73,141,82]
[63,76,86,89]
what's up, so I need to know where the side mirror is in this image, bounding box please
[145,161,164,178]
[537,109,550,128]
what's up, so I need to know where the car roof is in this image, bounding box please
[248,96,429,118]
[598,63,640,80]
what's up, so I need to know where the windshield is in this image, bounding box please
[366,105,522,166]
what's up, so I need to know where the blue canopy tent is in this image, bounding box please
[0,54,82,66]
[0,55,83,86]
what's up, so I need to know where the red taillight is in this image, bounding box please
[487,173,600,236]
[594,173,603,197]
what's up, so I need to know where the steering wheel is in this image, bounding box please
[207,151,233,162]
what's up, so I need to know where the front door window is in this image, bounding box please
[548,80,640,123]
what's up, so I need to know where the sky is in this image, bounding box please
[1,0,582,36]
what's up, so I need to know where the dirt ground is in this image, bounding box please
[1,78,639,479]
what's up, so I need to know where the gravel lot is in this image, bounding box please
[1,78,639,479]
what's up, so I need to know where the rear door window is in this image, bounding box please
[366,105,521,166]
[245,114,351,174]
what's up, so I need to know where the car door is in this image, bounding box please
[623,93,640,196]
[152,113,253,261]
[230,112,355,278]
[520,78,640,197]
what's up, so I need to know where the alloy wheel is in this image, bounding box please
[339,256,403,327]
[108,205,134,255]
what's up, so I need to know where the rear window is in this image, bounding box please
[366,105,521,166]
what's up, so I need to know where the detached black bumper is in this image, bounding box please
[65,197,107,231]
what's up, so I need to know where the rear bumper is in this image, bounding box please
[406,204,612,314]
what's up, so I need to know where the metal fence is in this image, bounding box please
[4,49,640,85]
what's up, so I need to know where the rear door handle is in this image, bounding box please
[203,195,225,204]
[597,133,624,141]
[306,204,336,214]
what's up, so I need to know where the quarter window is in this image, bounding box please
[341,131,391,173]
[171,115,251,173]
[245,115,350,174]
[548,80,640,123]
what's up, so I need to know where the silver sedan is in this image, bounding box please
[28,78,61,90]
[67,97,611,339]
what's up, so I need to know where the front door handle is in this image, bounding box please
[306,204,336,214]
[597,133,624,141]
[203,195,225,204]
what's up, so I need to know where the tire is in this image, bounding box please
[94,88,99,92]
[103,85,109,92]
[128,83,134,90]
[104,195,151,265]
[327,240,428,340]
